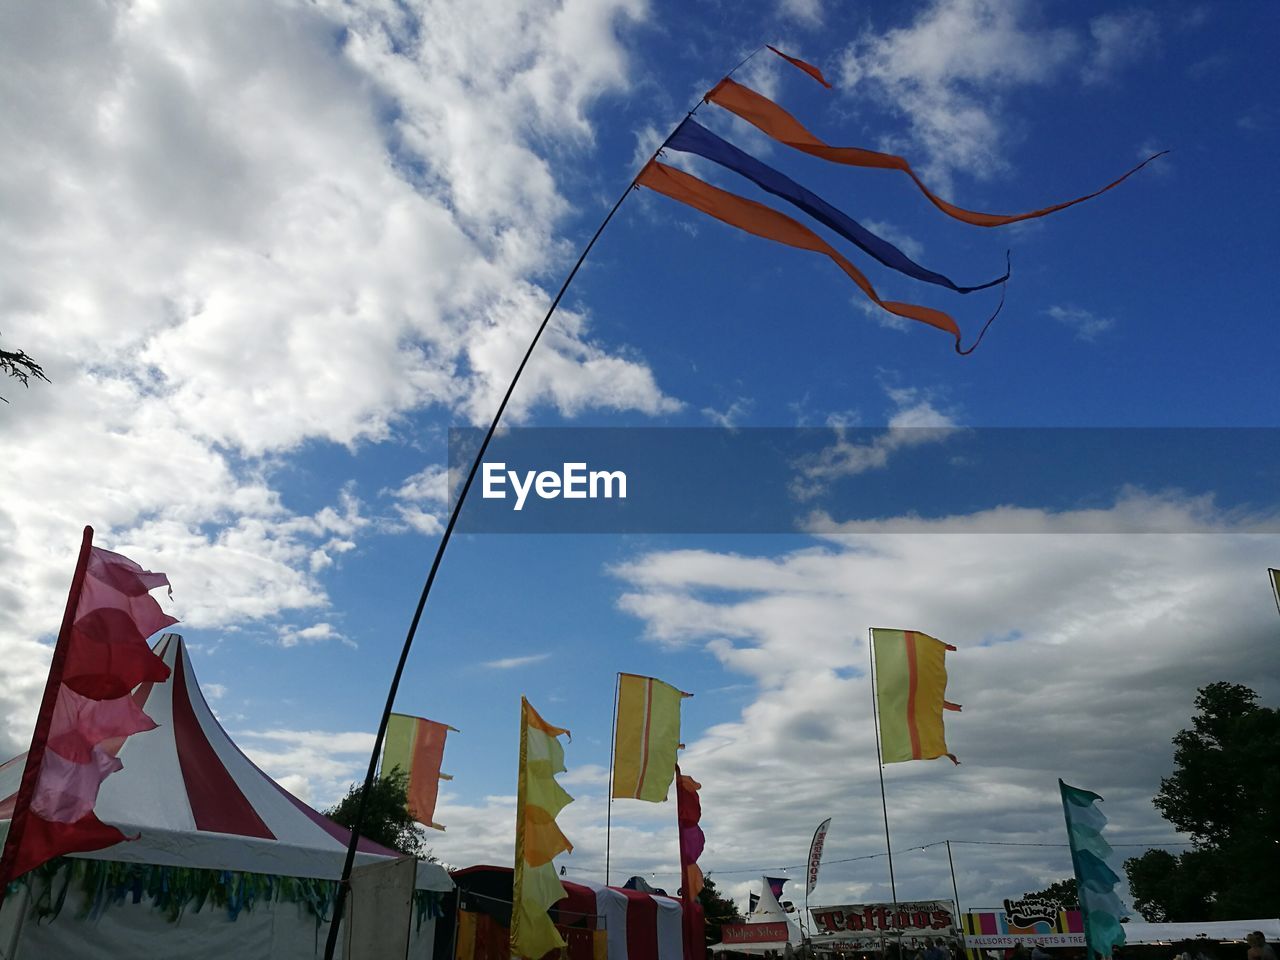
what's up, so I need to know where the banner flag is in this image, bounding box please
[0,529,176,890]
[766,45,832,88]
[806,817,832,895]
[704,77,1164,229]
[871,629,961,764]
[512,697,573,960]
[612,673,689,802]
[676,765,707,960]
[1060,780,1127,960]
[381,713,457,831]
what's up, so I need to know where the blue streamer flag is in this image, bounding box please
[636,54,1161,353]
[1060,780,1127,960]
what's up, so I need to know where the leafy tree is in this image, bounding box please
[1013,878,1078,911]
[697,875,744,945]
[1,339,49,402]
[323,767,433,860]
[1123,682,1280,920]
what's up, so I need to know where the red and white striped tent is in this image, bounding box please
[452,865,689,960]
[0,633,450,959]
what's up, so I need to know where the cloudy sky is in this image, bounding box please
[3,0,1278,920]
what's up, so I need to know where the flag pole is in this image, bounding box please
[606,671,620,886]
[0,526,94,907]
[1269,568,1280,619]
[867,629,900,934]
[319,44,773,952]
[946,840,963,949]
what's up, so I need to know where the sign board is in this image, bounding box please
[723,923,792,944]
[962,909,1085,949]
[811,901,959,938]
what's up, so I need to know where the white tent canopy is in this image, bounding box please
[1117,919,1280,944]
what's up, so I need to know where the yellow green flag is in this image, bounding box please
[512,697,573,960]
[611,673,689,802]
[871,629,961,764]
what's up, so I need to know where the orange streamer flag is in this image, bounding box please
[612,673,690,802]
[512,697,574,960]
[870,629,962,764]
[704,77,1165,228]
[0,528,175,896]
[636,160,989,351]
[381,713,457,831]
[766,45,832,88]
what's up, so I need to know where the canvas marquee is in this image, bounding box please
[0,633,451,959]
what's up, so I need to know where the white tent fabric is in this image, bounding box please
[573,879,684,960]
[1118,919,1280,944]
[0,634,450,889]
[0,633,451,959]
[710,877,804,954]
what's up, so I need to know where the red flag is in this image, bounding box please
[0,529,175,892]
[676,765,706,960]
[766,45,832,88]
[705,77,1164,228]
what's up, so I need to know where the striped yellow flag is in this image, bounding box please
[512,697,573,960]
[611,674,690,802]
[381,713,456,831]
[870,629,961,764]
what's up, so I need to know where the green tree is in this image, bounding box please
[698,875,744,945]
[1,339,49,402]
[1123,682,1280,920]
[323,767,433,860]
[1013,878,1078,911]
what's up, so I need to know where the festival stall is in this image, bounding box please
[0,633,452,960]
[711,876,805,955]
[449,864,689,960]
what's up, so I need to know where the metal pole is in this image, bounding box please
[321,45,769,959]
[606,671,619,886]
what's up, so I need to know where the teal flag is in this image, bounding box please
[1060,780,1127,959]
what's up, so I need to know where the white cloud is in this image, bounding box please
[0,0,672,749]
[791,385,960,498]
[778,0,824,27]
[602,497,1279,904]
[278,622,349,648]
[1083,10,1161,86]
[236,727,377,807]
[482,653,553,670]
[838,0,1079,183]
[1046,304,1115,342]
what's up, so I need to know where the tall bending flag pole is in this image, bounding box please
[325,41,1152,956]
[1268,568,1280,619]
[321,50,764,959]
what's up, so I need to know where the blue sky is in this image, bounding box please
[2,0,1278,918]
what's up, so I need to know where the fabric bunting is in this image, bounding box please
[665,119,1008,295]
[636,161,994,352]
[766,45,832,88]
[1060,780,1127,960]
[871,629,961,764]
[512,697,574,960]
[612,673,689,802]
[0,532,175,888]
[676,765,706,960]
[704,77,1165,228]
[381,713,457,831]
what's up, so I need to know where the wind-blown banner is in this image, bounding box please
[612,673,689,802]
[676,765,706,960]
[871,629,961,764]
[766,45,832,88]
[0,530,175,888]
[1059,780,1126,960]
[512,697,573,960]
[665,119,1008,295]
[381,713,457,831]
[806,817,832,895]
[636,161,988,351]
[704,77,1164,228]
